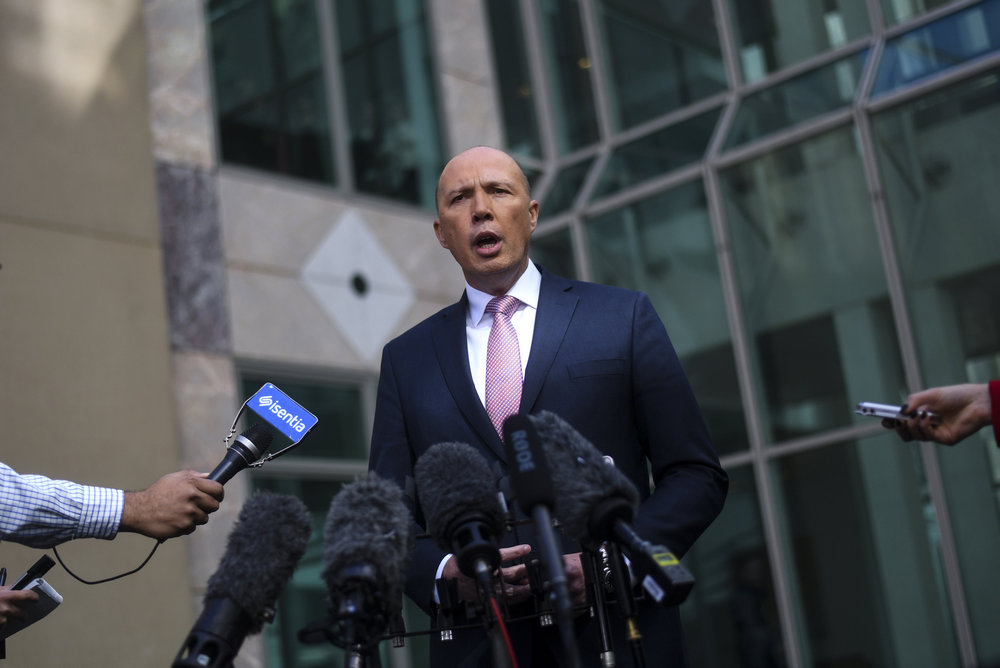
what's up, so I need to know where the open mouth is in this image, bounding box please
[475,232,501,251]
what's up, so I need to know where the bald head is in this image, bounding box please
[435,146,530,213]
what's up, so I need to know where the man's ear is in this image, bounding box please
[433,219,449,249]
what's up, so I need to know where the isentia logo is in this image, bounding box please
[257,395,308,433]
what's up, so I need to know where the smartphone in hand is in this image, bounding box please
[855,401,941,424]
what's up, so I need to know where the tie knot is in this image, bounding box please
[486,295,520,318]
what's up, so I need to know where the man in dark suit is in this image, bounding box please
[369,146,727,666]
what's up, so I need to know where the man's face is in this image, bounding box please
[433,147,539,296]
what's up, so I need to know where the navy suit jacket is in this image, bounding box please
[369,267,728,666]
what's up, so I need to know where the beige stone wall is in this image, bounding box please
[0,0,196,664]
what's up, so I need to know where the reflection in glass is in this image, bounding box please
[241,374,368,460]
[725,50,867,149]
[873,0,1000,97]
[591,108,721,201]
[536,0,601,153]
[531,227,577,279]
[208,0,334,183]
[725,0,870,82]
[681,466,781,667]
[720,126,905,442]
[773,436,957,666]
[882,0,954,25]
[485,0,543,158]
[585,180,747,454]
[335,0,443,208]
[541,158,595,217]
[872,70,1000,664]
[597,0,727,130]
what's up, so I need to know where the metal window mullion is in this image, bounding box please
[316,0,354,191]
[703,162,805,668]
[577,0,615,141]
[854,101,978,668]
[518,0,560,163]
[866,49,1000,113]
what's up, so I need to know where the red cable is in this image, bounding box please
[489,596,519,668]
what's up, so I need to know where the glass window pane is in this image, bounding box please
[725,50,868,149]
[208,0,334,184]
[240,373,368,460]
[873,0,1000,97]
[872,68,1000,665]
[536,0,601,153]
[720,126,906,443]
[591,107,721,201]
[681,466,783,667]
[541,157,595,217]
[725,0,871,83]
[531,227,577,279]
[585,180,747,455]
[336,0,444,208]
[485,0,543,158]
[598,0,728,130]
[882,0,954,25]
[773,436,958,667]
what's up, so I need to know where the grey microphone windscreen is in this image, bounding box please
[322,474,414,617]
[413,442,504,555]
[528,410,640,546]
[205,490,312,634]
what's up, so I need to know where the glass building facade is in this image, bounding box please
[205,1,1000,666]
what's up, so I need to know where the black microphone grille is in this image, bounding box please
[236,423,273,460]
[413,442,505,554]
[205,490,312,633]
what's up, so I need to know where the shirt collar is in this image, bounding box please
[466,260,541,326]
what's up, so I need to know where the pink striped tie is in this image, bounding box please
[485,295,522,437]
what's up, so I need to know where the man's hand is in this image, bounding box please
[0,587,39,628]
[121,471,225,540]
[441,544,534,604]
[562,552,588,607]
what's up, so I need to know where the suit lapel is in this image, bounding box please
[522,270,578,414]
[431,293,505,458]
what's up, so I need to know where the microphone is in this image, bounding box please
[413,442,504,591]
[529,411,695,606]
[309,474,413,652]
[173,490,312,668]
[209,423,273,484]
[502,414,582,668]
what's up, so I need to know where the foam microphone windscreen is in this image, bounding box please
[322,474,414,617]
[413,442,505,554]
[528,410,640,546]
[205,490,312,634]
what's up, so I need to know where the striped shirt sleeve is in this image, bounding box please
[0,462,124,548]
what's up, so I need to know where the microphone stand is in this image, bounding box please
[606,542,646,668]
[472,560,514,668]
[583,548,616,668]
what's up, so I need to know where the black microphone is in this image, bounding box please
[173,490,312,668]
[307,474,413,653]
[209,423,273,484]
[503,414,582,668]
[414,442,504,591]
[529,411,695,606]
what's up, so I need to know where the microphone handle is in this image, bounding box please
[172,597,250,668]
[609,519,694,606]
[208,448,252,484]
[530,505,582,668]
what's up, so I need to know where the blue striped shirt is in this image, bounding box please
[0,462,123,548]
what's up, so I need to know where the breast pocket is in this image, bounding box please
[567,358,626,380]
